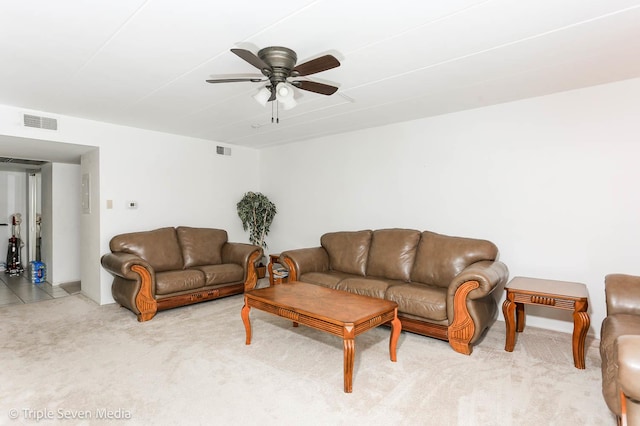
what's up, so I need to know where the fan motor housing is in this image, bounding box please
[258,46,297,71]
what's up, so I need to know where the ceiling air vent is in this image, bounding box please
[216,146,231,156]
[24,114,58,130]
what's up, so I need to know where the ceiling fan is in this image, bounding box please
[205,46,341,109]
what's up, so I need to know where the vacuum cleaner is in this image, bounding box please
[6,213,24,276]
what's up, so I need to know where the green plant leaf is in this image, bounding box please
[237,191,277,248]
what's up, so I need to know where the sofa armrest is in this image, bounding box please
[222,242,262,266]
[617,335,640,419]
[606,274,640,316]
[446,260,509,325]
[101,253,154,283]
[443,260,509,355]
[280,247,329,281]
[101,252,159,321]
[221,243,263,289]
[447,260,509,301]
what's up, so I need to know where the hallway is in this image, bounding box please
[0,273,79,307]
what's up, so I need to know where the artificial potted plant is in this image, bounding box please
[236,191,277,278]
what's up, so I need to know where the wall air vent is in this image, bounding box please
[24,114,58,130]
[216,146,231,156]
[0,157,47,166]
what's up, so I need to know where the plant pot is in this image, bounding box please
[256,265,266,279]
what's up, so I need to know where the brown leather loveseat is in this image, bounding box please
[101,226,262,321]
[279,229,509,355]
[600,274,640,425]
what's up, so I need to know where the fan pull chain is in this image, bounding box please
[271,99,280,124]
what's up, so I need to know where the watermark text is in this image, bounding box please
[7,407,132,421]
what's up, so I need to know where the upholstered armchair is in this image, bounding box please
[600,274,640,425]
[617,335,640,426]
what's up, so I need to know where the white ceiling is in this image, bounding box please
[1,1,639,150]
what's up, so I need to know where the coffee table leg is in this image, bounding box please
[572,310,590,369]
[343,325,355,393]
[389,308,401,362]
[502,296,516,352]
[241,299,252,345]
[515,303,526,332]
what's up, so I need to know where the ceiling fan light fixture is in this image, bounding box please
[253,86,271,107]
[276,82,297,110]
[280,97,297,110]
[277,83,291,98]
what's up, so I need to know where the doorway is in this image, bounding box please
[0,135,100,305]
[0,161,48,305]
[1,157,82,303]
[0,161,41,274]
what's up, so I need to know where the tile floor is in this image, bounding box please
[0,272,80,307]
[0,272,262,308]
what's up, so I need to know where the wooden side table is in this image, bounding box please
[267,254,288,286]
[502,276,590,369]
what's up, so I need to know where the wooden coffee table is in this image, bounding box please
[241,281,402,393]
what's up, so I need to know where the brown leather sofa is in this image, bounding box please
[101,226,262,321]
[279,229,509,355]
[600,274,640,425]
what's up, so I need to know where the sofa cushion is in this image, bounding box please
[385,282,447,321]
[335,277,395,299]
[177,227,227,268]
[321,230,372,276]
[193,264,243,286]
[110,227,183,272]
[367,229,420,282]
[155,269,205,295]
[299,271,352,289]
[411,231,498,288]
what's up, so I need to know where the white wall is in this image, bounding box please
[0,170,27,267]
[40,163,53,277]
[26,172,41,263]
[49,163,81,284]
[0,104,261,304]
[260,77,640,339]
[80,149,101,302]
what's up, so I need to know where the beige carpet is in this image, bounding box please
[0,294,613,425]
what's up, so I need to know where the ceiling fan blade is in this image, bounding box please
[292,80,339,95]
[291,55,340,76]
[206,78,265,83]
[231,48,272,74]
